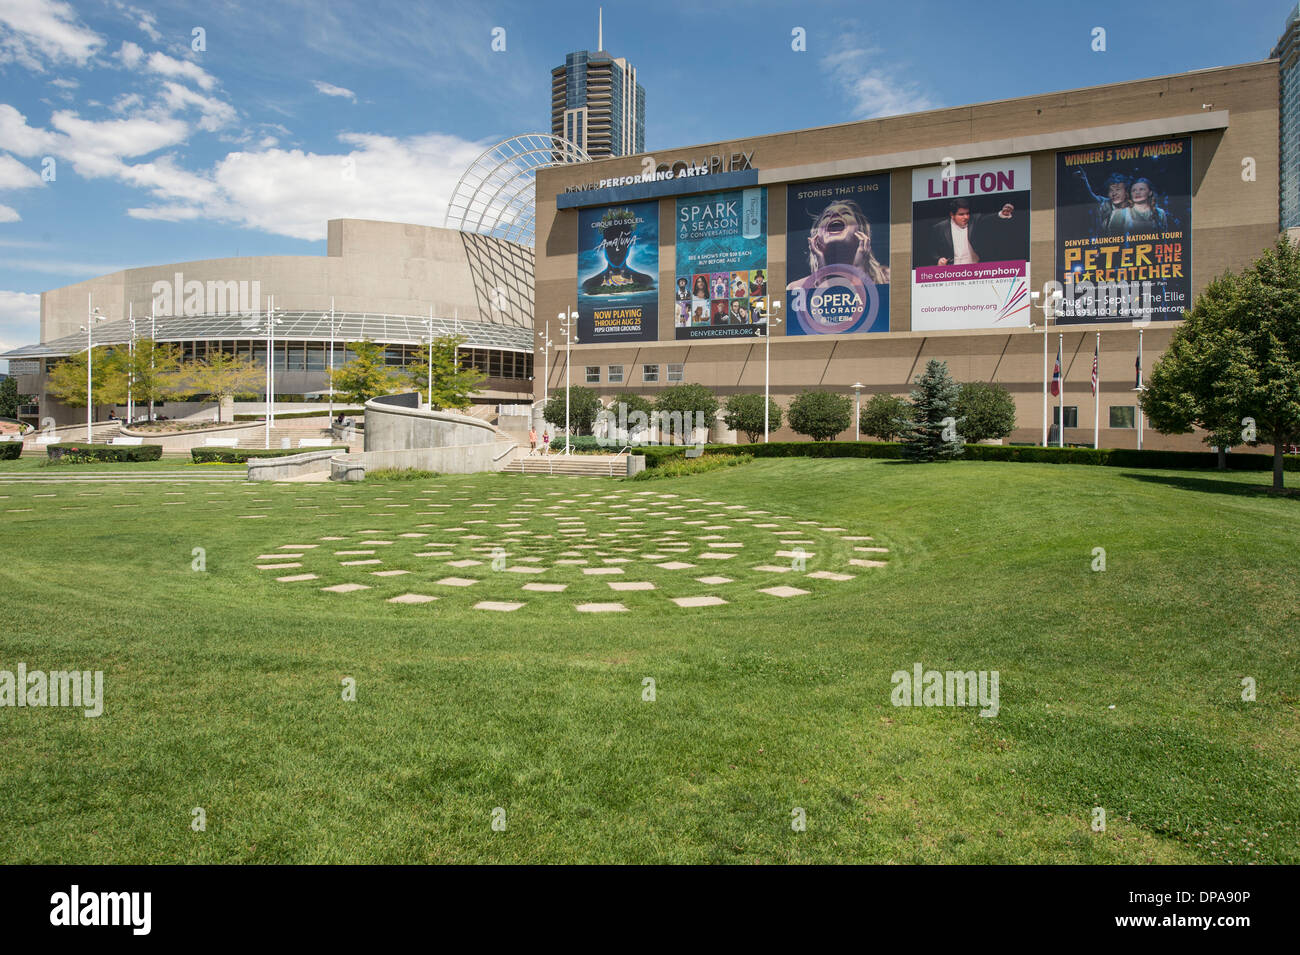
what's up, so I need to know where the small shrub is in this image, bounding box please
[46,443,162,463]
[365,468,440,481]
[190,446,348,464]
[630,454,753,480]
[0,441,21,460]
[788,390,852,441]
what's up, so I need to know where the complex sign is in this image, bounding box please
[1054,137,1191,323]
[673,188,768,340]
[576,200,659,342]
[911,156,1032,330]
[785,174,891,335]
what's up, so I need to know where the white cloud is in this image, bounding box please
[145,50,216,91]
[50,76,77,89]
[824,35,936,120]
[0,289,41,353]
[116,39,143,69]
[313,80,356,102]
[159,81,236,132]
[0,204,20,222]
[0,154,42,189]
[0,0,102,70]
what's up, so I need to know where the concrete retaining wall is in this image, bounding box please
[363,394,497,453]
[247,449,343,481]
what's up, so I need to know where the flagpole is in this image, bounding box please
[1041,324,1048,446]
[1093,332,1100,450]
[1057,333,1064,448]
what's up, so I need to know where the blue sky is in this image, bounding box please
[0,0,1291,362]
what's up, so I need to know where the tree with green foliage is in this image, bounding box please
[171,353,263,422]
[542,385,602,440]
[787,389,852,441]
[654,384,719,444]
[0,376,31,419]
[405,335,486,410]
[44,346,116,411]
[330,340,402,405]
[955,381,1018,444]
[1142,238,1300,490]
[611,392,654,418]
[900,359,965,461]
[859,393,911,441]
[115,339,185,421]
[723,392,782,443]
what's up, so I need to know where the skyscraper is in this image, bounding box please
[551,11,645,159]
[1273,4,1300,228]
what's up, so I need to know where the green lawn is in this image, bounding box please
[0,458,1295,863]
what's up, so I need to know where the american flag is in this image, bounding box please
[1050,345,1062,397]
[1091,342,1099,396]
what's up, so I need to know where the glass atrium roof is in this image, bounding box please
[1,310,534,360]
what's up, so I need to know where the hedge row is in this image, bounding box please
[191,445,349,464]
[0,441,21,460]
[640,441,1300,472]
[46,443,163,462]
[233,409,363,422]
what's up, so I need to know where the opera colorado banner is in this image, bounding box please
[577,201,659,342]
[1054,137,1192,323]
[674,188,767,340]
[911,156,1031,331]
[785,174,891,335]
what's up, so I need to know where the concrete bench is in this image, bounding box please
[111,436,144,445]
[204,437,240,447]
[297,438,332,448]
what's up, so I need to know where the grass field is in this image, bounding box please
[0,457,1296,863]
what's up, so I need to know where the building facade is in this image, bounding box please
[551,49,645,159]
[1274,5,1300,229]
[533,61,1280,452]
[3,220,536,427]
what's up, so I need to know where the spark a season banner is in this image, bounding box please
[577,200,659,343]
[674,188,767,340]
[1055,137,1191,323]
[785,174,891,335]
[911,156,1031,331]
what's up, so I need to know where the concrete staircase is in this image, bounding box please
[511,451,628,477]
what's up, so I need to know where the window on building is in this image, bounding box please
[1053,406,1079,429]
[642,364,659,383]
[586,365,601,384]
[608,365,624,384]
[1109,406,1136,429]
[667,363,685,382]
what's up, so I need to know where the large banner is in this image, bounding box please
[577,200,659,342]
[674,188,767,340]
[1055,137,1191,323]
[785,174,891,335]
[911,156,1031,330]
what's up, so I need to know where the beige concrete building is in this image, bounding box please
[534,61,1281,450]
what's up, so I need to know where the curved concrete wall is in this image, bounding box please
[355,393,516,476]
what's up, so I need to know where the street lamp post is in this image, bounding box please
[328,297,336,422]
[852,382,864,441]
[80,295,105,442]
[558,309,577,454]
[537,328,552,433]
[149,302,157,422]
[426,306,435,409]
[258,298,283,449]
[759,299,783,442]
[127,304,136,424]
[1030,287,1063,446]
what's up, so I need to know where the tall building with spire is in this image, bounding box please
[551,10,645,159]
[1273,4,1300,228]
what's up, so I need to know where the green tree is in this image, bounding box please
[0,377,31,418]
[116,339,185,421]
[405,335,486,410]
[172,353,264,422]
[955,381,1018,444]
[44,346,116,411]
[1142,238,1300,490]
[330,340,402,405]
[788,390,852,441]
[900,359,965,461]
[859,393,911,441]
[542,385,601,440]
[723,393,782,443]
[610,392,654,419]
[654,384,719,444]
